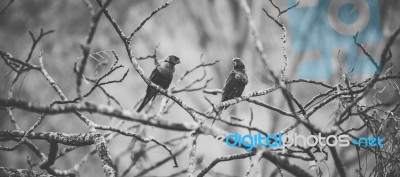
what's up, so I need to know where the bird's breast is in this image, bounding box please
[157,64,174,78]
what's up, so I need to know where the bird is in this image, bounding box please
[213,58,248,124]
[136,55,180,113]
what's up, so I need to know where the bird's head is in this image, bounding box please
[232,58,245,70]
[165,55,181,65]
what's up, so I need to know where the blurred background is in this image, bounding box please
[1,0,399,176]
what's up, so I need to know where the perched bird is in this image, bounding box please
[136,55,180,113]
[213,58,248,124]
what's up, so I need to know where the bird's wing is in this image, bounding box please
[150,66,173,90]
[138,63,174,112]
[148,64,161,81]
[221,70,246,102]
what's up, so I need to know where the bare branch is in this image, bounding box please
[197,151,256,177]
[128,1,172,41]
[135,145,187,177]
[0,167,53,177]
[0,0,15,14]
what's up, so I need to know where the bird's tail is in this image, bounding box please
[137,95,153,113]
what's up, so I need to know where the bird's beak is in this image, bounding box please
[177,60,181,64]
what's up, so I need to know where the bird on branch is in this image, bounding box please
[137,55,180,113]
[212,58,248,125]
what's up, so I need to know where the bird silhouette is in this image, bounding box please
[213,58,248,124]
[137,55,180,113]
